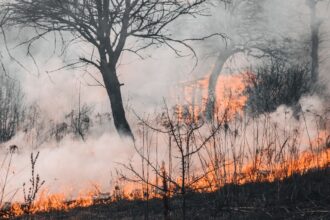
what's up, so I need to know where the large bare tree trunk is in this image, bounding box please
[205,49,236,120]
[101,64,134,140]
[308,0,320,83]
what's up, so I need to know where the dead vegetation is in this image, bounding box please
[5,167,329,220]
[0,0,329,219]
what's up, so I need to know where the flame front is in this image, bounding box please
[2,71,330,218]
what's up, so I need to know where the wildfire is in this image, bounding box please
[1,181,159,218]
[214,73,248,119]
[175,70,330,191]
[2,138,330,218]
[2,189,100,218]
[176,72,250,122]
[191,131,330,191]
[1,71,330,218]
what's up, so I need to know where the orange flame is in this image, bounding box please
[191,132,330,192]
[176,72,251,122]
[2,71,330,218]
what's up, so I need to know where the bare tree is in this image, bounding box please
[206,0,267,119]
[307,0,320,83]
[121,103,222,219]
[3,0,224,139]
[205,0,307,119]
[0,72,23,143]
[305,0,330,83]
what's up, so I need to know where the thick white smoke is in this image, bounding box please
[0,0,329,204]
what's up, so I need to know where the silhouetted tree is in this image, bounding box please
[306,0,330,83]
[205,0,307,119]
[4,0,221,139]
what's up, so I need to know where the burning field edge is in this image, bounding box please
[2,166,329,220]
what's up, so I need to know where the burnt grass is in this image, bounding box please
[12,167,330,220]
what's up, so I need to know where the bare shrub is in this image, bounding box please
[65,104,93,141]
[245,61,312,116]
[0,73,23,143]
[120,102,223,219]
[22,152,45,212]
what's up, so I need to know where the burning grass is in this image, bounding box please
[4,166,330,219]
[3,132,328,219]
[1,71,330,219]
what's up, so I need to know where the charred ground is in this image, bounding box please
[8,167,330,220]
